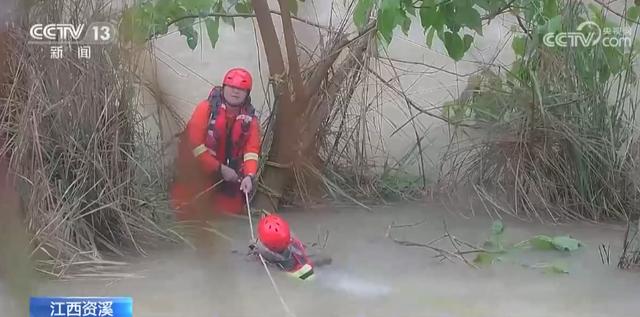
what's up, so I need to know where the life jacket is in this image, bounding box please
[205,86,256,196]
[254,237,315,280]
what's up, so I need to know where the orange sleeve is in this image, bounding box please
[185,100,221,174]
[242,116,261,176]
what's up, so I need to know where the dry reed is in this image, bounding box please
[0,0,176,278]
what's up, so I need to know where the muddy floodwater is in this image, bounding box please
[5,203,640,317]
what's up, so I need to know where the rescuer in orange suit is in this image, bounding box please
[170,68,260,220]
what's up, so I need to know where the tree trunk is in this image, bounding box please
[249,1,376,211]
[250,0,300,211]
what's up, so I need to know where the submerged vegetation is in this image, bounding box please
[473,220,583,272]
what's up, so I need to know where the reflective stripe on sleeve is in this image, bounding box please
[290,263,314,280]
[192,144,207,157]
[244,152,259,161]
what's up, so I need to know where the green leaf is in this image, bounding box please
[552,236,582,251]
[176,16,195,28]
[543,0,558,18]
[456,6,483,35]
[354,0,374,31]
[186,32,198,50]
[443,31,465,61]
[487,219,505,251]
[420,0,443,31]
[529,235,555,250]
[235,1,253,13]
[627,6,640,25]
[473,252,496,266]
[381,0,400,10]
[544,262,569,274]
[604,46,623,74]
[426,27,436,47]
[598,62,610,83]
[419,0,432,28]
[401,11,411,35]
[401,0,416,16]
[441,3,460,33]
[222,16,235,30]
[588,3,606,27]
[288,0,298,15]
[150,22,169,36]
[205,17,220,49]
[119,7,142,43]
[378,6,400,45]
[183,0,213,12]
[155,0,177,18]
[436,27,446,45]
[176,18,198,50]
[463,34,473,51]
[491,220,504,236]
[475,0,491,11]
[512,36,526,56]
[547,15,563,33]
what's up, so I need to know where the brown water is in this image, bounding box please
[5,203,640,317]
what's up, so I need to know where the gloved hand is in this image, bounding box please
[240,175,253,193]
[220,164,239,182]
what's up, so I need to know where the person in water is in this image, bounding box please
[249,213,331,280]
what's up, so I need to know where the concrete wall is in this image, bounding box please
[137,0,639,179]
[138,1,517,177]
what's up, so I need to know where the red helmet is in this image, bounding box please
[223,67,252,91]
[257,214,291,252]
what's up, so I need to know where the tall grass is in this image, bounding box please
[1,0,174,278]
[440,2,640,222]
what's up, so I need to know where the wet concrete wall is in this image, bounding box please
[136,1,517,178]
[135,0,639,178]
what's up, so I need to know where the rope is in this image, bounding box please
[244,192,296,317]
[190,180,224,203]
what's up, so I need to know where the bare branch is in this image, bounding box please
[593,0,640,26]
[515,14,532,39]
[379,56,484,77]
[165,10,331,32]
[366,65,478,128]
[385,220,486,269]
[481,0,517,22]
[443,220,478,268]
[304,23,377,100]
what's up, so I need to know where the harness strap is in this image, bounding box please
[206,86,257,168]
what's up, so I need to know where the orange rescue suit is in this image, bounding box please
[170,87,260,219]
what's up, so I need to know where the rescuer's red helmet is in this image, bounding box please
[222,67,252,91]
[257,214,291,253]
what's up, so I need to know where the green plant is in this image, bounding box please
[378,170,424,200]
[473,220,583,272]
[441,0,640,221]
[119,0,304,49]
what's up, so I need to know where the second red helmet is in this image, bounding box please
[223,67,252,91]
[257,214,291,253]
